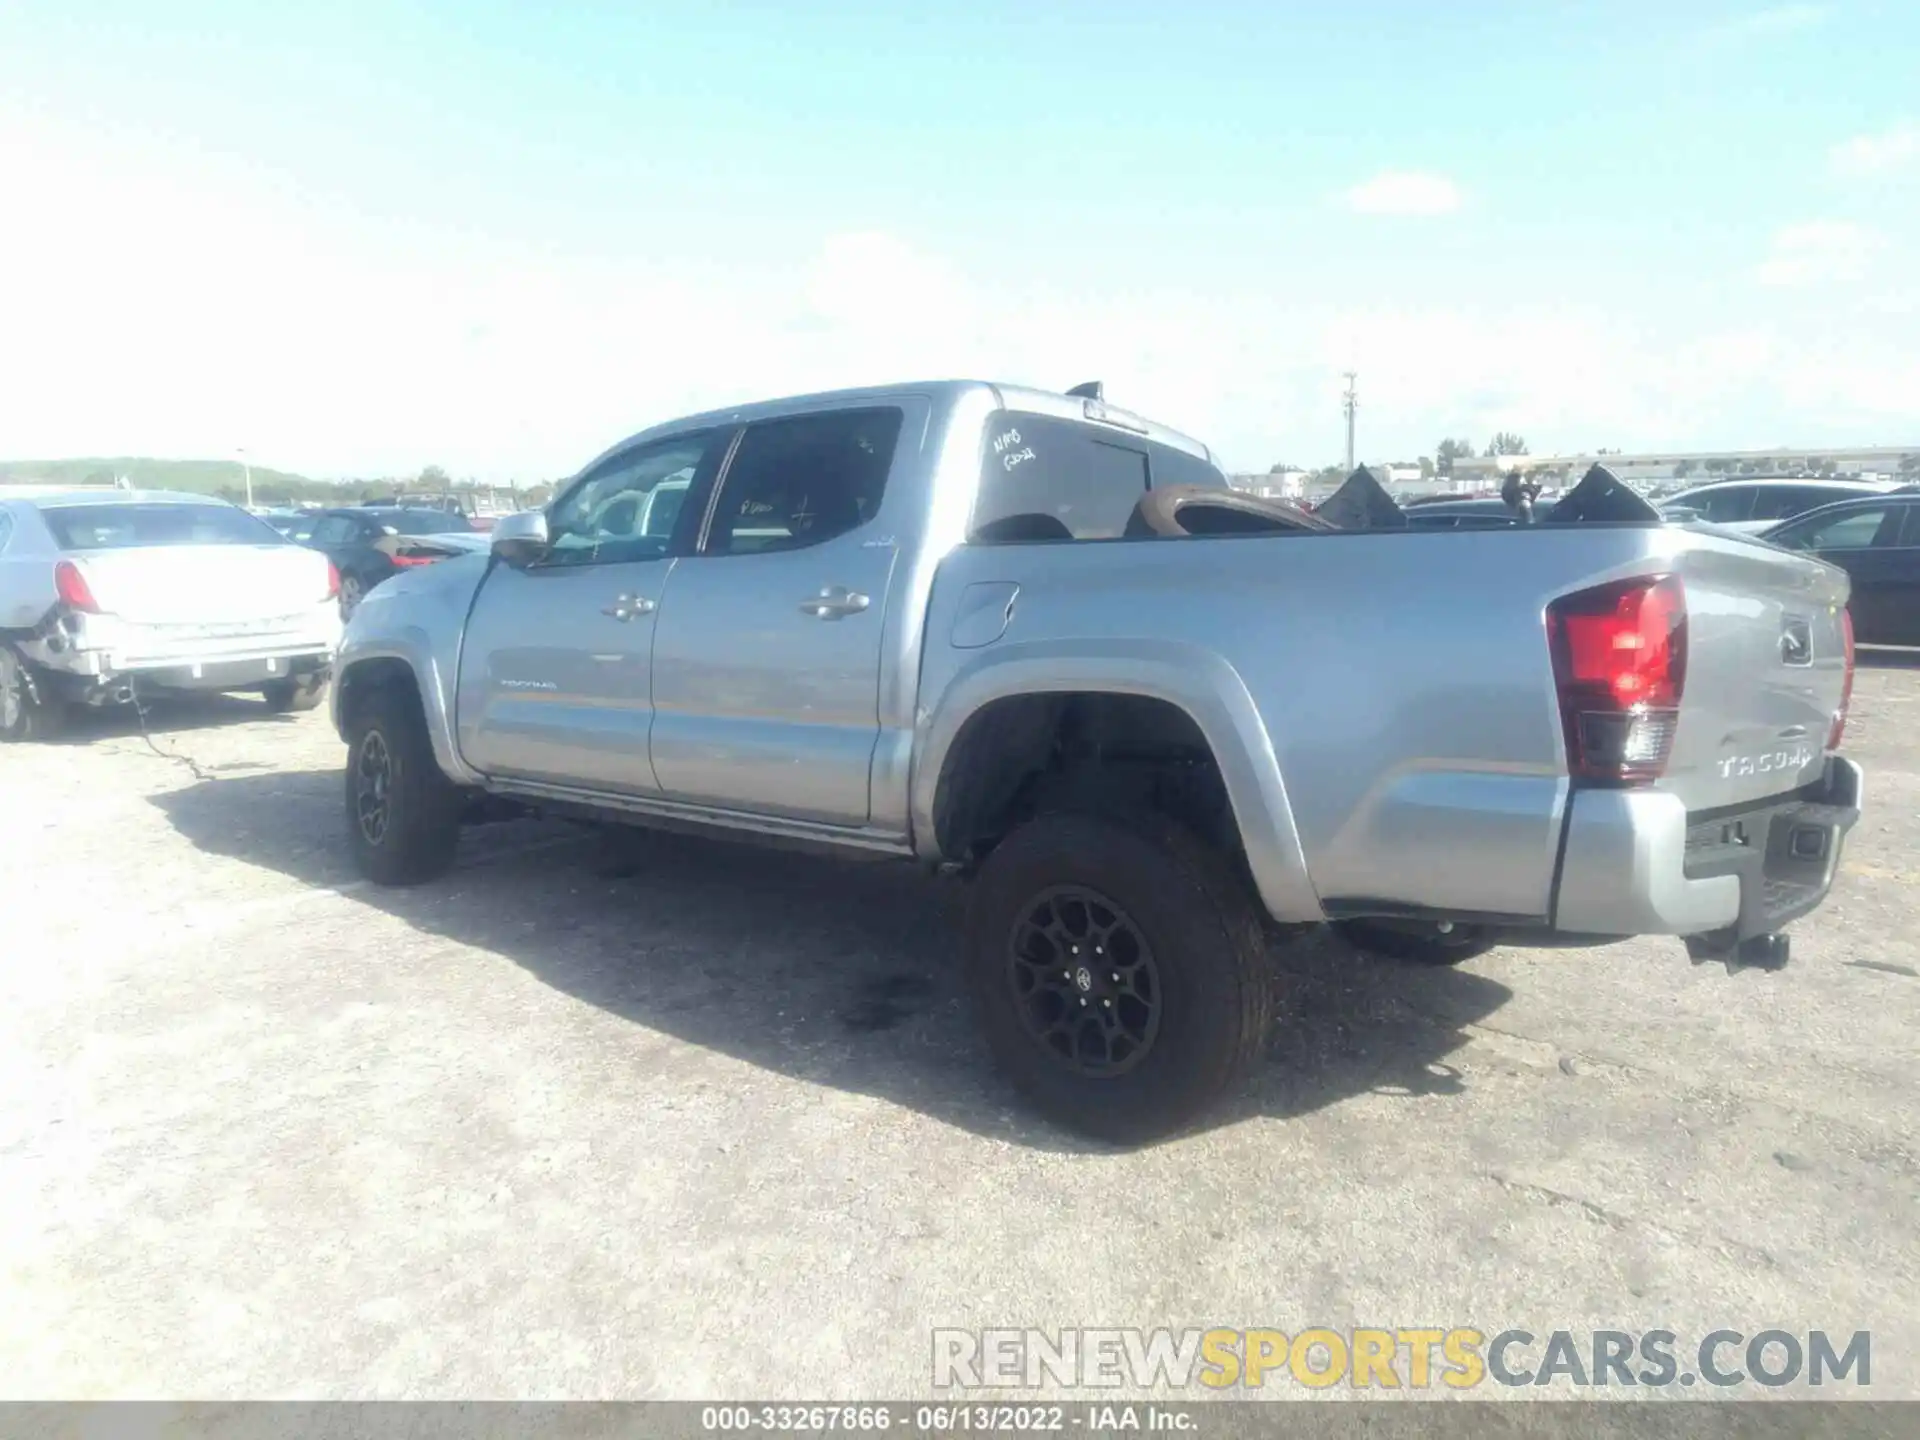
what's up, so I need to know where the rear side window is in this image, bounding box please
[1691,487,1754,524]
[972,414,1147,541]
[1899,504,1920,547]
[971,412,1228,543]
[1751,486,1836,521]
[1144,440,1231,491]
[40,503,282,550]
[1791,506,1894,550]
[310,516,359,546]
[381,509,469,536]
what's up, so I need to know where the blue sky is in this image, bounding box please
[2,0,1916,479]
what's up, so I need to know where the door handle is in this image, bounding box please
[602,594,657,622]
[798,586,870,620]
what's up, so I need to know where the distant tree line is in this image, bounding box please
[0,459,560,508]
[1268,438,1918,486]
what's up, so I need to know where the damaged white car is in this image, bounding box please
[0,489,342,741]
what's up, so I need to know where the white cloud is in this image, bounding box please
[1342,171,1464,217]
[1753,221,1884,287]
[1830,121,1920,178]
[3,111,1918,480]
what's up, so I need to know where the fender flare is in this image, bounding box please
[332,628,481,787]
[911,638,1324,924]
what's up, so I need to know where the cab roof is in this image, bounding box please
[589,379,1218,480]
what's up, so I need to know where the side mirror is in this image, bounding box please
[491,509,551,568]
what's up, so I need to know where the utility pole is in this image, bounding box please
[1342,372,1358,472]
[237,447,253,509]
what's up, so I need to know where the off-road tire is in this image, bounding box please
[1337,918,1498,966]
[263,672,329,713]
[0,643,68,743]
[968,810,1280,1144]
[344,683,463,885]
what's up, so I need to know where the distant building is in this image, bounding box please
[1231,470,1309,499]
[1451,445,1917,486]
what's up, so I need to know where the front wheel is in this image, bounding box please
[343,684,463,885]
[967,811,1280,1144]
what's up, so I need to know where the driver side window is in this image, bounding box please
[544,431,720,567]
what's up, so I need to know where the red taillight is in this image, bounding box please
[391,554,437,568]
[326,561,341,601]
[54,559,100,613]
[1830,607,1855,750]
[1547,573,1687,784]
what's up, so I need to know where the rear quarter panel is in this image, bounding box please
[914,525,1821,925]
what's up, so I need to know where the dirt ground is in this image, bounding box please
[2,656,1916,1402]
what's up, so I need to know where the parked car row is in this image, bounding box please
[0,492,503,737]
[0,491,341,739]
[5,458,1918,744]
[299,506,491,617]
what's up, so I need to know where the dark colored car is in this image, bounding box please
[1660,479,1897,534]
[260,509,318,543]
[1763,494,1920,646]
[303,506,488,617]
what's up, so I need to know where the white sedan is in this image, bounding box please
[0,489,342,741]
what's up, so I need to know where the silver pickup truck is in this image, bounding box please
[332,380,1864,1141]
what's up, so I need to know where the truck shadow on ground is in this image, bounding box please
[154,769,1516,1153]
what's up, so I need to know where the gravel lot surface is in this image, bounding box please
[3,656,1916,1402]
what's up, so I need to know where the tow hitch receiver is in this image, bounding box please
[1685,929,1791,974]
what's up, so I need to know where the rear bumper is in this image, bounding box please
[24,609,341,684]
[1552,756,1863,940]
[27,626,337,702]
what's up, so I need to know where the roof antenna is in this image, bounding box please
[1065,381,1104,400]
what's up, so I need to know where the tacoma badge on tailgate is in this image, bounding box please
[1718,742,1816,780]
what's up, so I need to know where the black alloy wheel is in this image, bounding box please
[1008,885,1163,1077]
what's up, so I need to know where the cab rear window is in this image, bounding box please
[40,503,284,550]
[971,412,1226,543]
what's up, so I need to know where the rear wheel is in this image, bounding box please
[1336,918,1497,966]
[344,683,463,885]
[339,574,367,620]
[968,810,1281,1144]
[0,644,68,743]
[263,672,329,713]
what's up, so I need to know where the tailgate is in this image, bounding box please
[64,544,334,625]
[1661,537,1851,813]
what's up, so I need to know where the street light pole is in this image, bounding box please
[1342,372,1358,473]
[237,448,252,509]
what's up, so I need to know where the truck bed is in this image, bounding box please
[918,521,1852,932]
